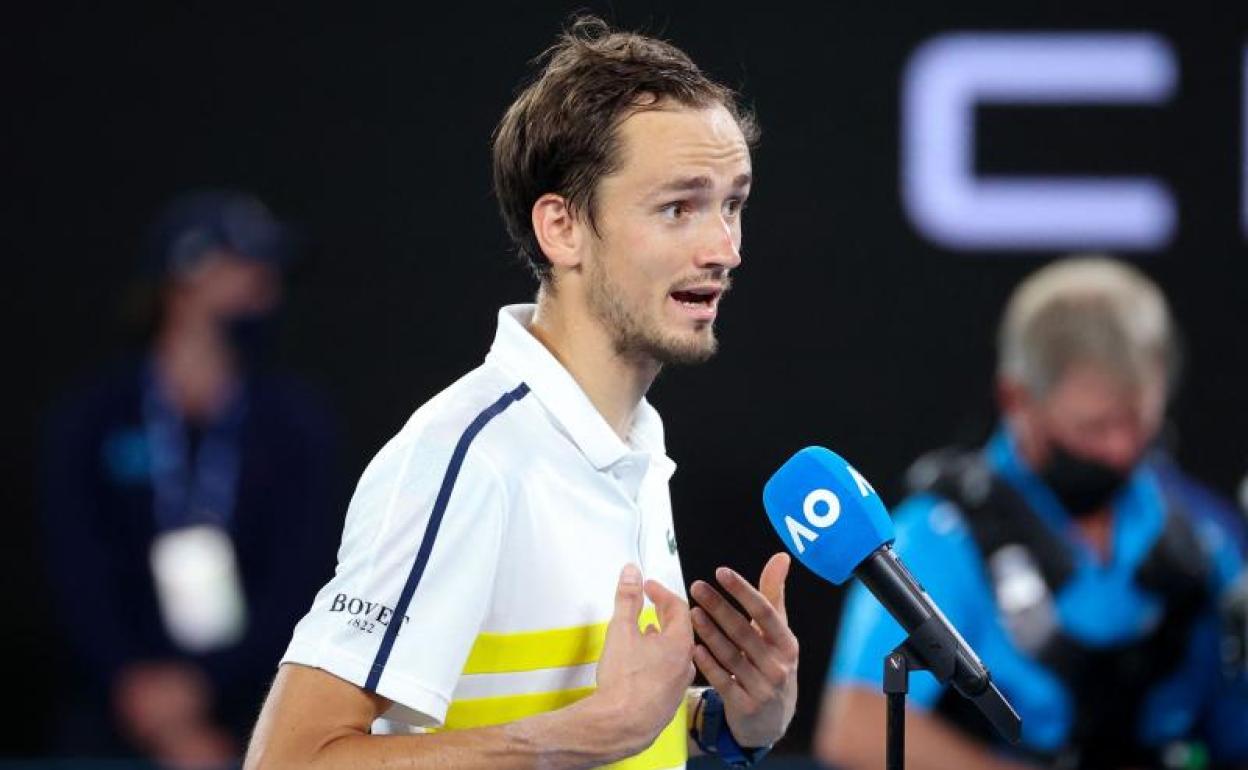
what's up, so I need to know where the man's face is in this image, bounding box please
[171,248,282,322]
[1019,361,1167,473]
[581,102,751,365]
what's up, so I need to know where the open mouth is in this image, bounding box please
[669,287,722,308]
[668,284,725,323]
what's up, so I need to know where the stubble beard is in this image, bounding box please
[585,254,718,367]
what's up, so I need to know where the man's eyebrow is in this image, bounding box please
[652,173,753,195]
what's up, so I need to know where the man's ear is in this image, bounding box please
[1000,373,1050,433]
[998,375,1049,468]
[995,376,1025,417]
[532,193,583,272]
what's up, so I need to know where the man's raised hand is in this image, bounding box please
[689,552,799,748]
[591,564,695,757]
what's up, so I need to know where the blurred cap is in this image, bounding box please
[145,189,294,278]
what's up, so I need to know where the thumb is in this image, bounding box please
[759,552,791,621]
[608,564,644,640]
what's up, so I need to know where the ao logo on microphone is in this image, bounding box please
[784,465,875,554]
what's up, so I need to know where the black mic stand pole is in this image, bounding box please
[882,645,915,770]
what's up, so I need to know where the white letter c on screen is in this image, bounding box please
[902,32,1177,251]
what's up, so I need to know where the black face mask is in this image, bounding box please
[1038,442,1131,519]
[223,313,275,371]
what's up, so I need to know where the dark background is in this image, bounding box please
[7,1,1248,758]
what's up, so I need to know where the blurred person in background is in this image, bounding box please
[40,190,342,768]
[815,257,1248,770]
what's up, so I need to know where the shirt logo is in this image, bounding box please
[666,528,678,555]
[329,593,410,635]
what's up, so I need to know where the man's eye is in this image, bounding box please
[661,201,689,220]
[724,198,746,217]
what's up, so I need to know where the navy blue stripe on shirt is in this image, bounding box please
[365,382,530,692]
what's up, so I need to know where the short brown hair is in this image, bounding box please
[492,15,759,281]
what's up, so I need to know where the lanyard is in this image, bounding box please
[142,366,248,532]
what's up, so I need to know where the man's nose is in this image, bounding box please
[1096,424,1146,471]
[694,214,741,270]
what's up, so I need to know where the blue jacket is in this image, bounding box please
[829,429,1248,761]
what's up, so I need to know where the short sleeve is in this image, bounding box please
[828,494,986,708]
[282,432,508,727]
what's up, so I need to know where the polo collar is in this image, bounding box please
[485,304,671,473]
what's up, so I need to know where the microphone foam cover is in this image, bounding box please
[763,446,895,585]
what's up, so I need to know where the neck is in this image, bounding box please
[529,287,660,441]
[153,313,238,421]
[1072,512,1114,562]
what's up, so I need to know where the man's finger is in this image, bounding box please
[714,567,793,647]
[690,606,776,693]
[692,643,734,691]
[690,579,771,663]
[644,579,692,641]
[609,564,644,640]
[693,644,748,703]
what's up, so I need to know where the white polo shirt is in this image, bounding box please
[282,304,688,769]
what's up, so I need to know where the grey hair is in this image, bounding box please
[997,256,1176,396]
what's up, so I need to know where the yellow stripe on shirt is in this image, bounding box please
[462,606,660,675]
[445,605,686,768]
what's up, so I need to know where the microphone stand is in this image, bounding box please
[882,647,914,770]
[863,548,1022,769]
[879,625,1021,770]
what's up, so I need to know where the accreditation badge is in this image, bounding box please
[150,524,248,653]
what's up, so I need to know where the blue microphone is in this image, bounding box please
[762,446,895,585]
[763,447,1020,743]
